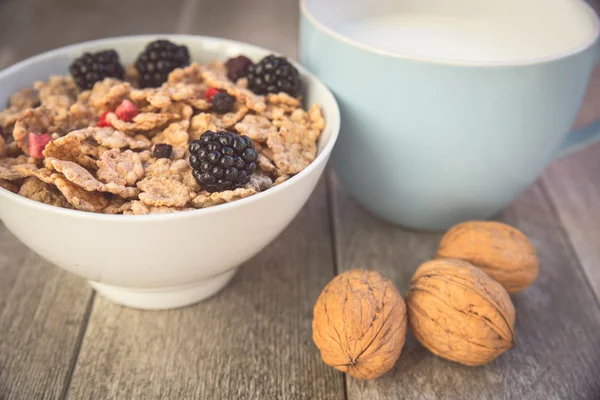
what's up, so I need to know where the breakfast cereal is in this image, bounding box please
[0,39,325,214]
[18,176,72,208]
[0,179,18,194]
[97,149,144,186]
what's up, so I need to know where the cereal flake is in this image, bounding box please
[137,175,194,207]
[10,88,40,109]
[92,127,151,150]
[167,63,203,85]
[106,111,179,132]
[42,127,97,170]
[235,114,277,142]
[45,157,138,198]
[125,200,194,215]
[34,76,79,109]
[267,92,301,111]
[102,198,133,214]
[267,118,319,175]
[18,177,72,208]
[97,149,144,186]
[85,78,131,112]
[12,164,60,184]
[191,187,257,208]
[54,177,109,212]
[190,113,218,140]
[0,107,23,134]
[0,155,36,180]
[0,179,19,193]
[51,101,96,134]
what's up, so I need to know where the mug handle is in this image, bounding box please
[556,43,600,158]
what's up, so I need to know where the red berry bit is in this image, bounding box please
[28,132,51,159]
[115,99,138,121]
[206,87,220,102]
[97,110,112,127]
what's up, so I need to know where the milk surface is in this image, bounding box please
[337,14,592,63]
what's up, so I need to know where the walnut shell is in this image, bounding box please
[312,269,407,380]
[436,221,538,293]
[407,259,515,366]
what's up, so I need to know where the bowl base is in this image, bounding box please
[88,268,238,310]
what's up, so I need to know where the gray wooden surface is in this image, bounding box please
[1,0,600,399]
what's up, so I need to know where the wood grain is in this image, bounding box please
[0,224,94,400]
[0,0,186,64]
[179,0,299,58]
[542,143,600,300]
[66,181,344,400]
[330,175,600,400]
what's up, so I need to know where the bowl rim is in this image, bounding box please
[0,34,341,221]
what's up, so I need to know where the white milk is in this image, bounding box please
[336,13,596,64]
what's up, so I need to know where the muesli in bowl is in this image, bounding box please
[0,36,339,310]
[0,39,325,215]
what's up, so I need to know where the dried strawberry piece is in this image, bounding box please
[115,99,138,121]
[97,111,113,127]
[28,132,51,159]
[206,87,220,102]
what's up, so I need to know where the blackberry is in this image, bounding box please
[153,143,173,159]
[225,55,252,82]
[247,55,301,96]
[69,50,125,90]
[211,92,234,114]
[189,130,258,193]
[135,40,190,88]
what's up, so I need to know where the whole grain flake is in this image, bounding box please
[0,46,325,214]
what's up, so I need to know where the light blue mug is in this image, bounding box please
[300,0,600,231]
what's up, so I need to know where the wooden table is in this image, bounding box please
[1,0,600,399]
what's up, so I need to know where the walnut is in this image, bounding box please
[407,259,515,366]
[312,269,407,380]
[436,221,539,293]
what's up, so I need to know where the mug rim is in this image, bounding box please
[300,0,600,67]
[0,34,341,222]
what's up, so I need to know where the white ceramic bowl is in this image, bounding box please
[0,35,340,310]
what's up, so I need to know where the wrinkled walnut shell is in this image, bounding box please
[437,220,539,293]
[407,259,515,366]
[312,269,407,380]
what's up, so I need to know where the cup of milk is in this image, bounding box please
[300,0,600,231]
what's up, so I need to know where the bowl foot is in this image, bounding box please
[88,268,238,310]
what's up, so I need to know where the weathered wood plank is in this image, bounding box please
[0,224,94,400]
[330,175,600,400]
[542,143,600,300]
[180,0,299,57]
[66,181,344,400]
[0,0,187,64]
